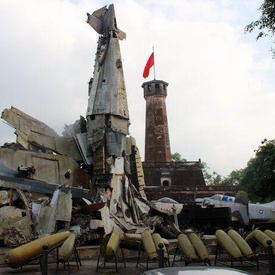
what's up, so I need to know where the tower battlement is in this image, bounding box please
[142,80,168,98]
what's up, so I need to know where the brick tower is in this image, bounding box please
[142,79,171,163]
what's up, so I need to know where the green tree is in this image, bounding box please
[171,152,186,162]
[221,169,244,186]
[240,139,275,202]
[245,0,275,57]
[201,162,223,186]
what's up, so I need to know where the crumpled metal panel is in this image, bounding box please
[86,6,107,34]
[1,106,82,161]
[85,4,131,177]
[75,133,93,165]
[86,37,129,120]
[55,190,72,222]
[0,148,79,186]
[36,190,72,234]
[106,130,125,157]
[87,4,126,40]
[0,173,93,200]
[86,115,105,156]
[109,116,128,135]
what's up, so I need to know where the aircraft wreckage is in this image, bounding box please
[0,4,181,248]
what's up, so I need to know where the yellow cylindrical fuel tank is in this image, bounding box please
[264,229,275,242]
[228,229,254,260]
[177,233,197,261]
[5,231,70,268]
[244,230,259,251]
[253,229,274,252]
[152,233,168,259]
[58,233,76,261]
[141,231,157,260]
[244,231,254,243]
[215,229,242,260]
[105,231,121,259]
[188,232,209,261]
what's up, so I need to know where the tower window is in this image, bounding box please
[162,180,169,186]
[161,177,171,186]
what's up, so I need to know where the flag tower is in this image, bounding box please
[141,51,205,189]
[142,79,171,163]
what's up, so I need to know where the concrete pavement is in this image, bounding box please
[0,257,271,275]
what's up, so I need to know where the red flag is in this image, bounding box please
[143,52,154,78]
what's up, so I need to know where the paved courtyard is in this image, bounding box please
[0,257,272,275]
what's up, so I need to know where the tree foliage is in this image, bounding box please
[221,169,244,186]
[245,0,275,57]
[171,152,186,162]
[240,139,275,202]
[201,162,223,186]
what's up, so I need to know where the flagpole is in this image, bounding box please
[153,46,156,80]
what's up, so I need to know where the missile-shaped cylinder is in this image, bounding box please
[5,231,70,268]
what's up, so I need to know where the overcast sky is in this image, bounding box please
[1,0,275,177]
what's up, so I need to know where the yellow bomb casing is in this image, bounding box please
[141,230,157,260]
[264,229,275,242]
[58,233,76,261]
[5,231,70,268]
[228,229,254,260]
[105,231,121,259]
[188,232,209,261]
[216,229,242,260]
[177,233,197,261]
[253,229,275,253]
[152,233,168,259]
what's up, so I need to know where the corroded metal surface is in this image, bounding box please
[0,147,86,187]
[1,107,81,160]
[86,4,129,176]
